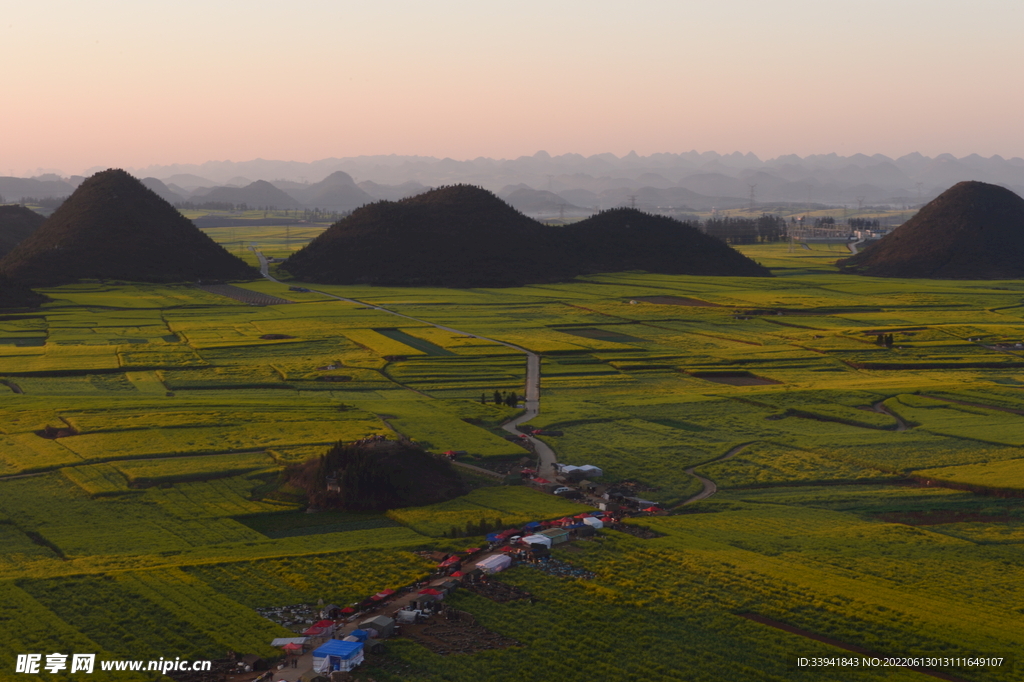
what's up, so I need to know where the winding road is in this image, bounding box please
[251,248,557,479]
[872,400,908,431]
[678,442,754,506]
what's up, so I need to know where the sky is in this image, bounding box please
[3,0,1024,175]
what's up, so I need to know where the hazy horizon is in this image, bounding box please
[4,0,1023,175]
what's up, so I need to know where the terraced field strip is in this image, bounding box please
[373,328,455,356]
[196,284,293,306]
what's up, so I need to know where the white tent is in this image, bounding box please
[476,554,512,574]
[521,534,552,548]
[582,517,603,529]
[578,465,603,478]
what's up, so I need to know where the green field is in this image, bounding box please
[4,239,1024,680]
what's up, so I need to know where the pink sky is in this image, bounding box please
[3,0,1024,175]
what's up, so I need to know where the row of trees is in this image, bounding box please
[444,516,507,538]
[482,390,519,406]
[173,202,349,222]
[704,214,788,244]
[14,196,65,208]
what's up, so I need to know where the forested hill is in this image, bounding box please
[0,169,259,286]
[839,181,1024,279]
[283,185,770,287]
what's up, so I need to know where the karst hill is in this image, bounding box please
[839,181,1024,279]
[282,185,770,287]
[0,205,46,259]
[0,169,259,286]
[563,208,771,277]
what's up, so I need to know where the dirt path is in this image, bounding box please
[678,442,754,506]
[847,238,866,254]
[872,400,908,431]
[251,248,557,479]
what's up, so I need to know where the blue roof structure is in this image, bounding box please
[313,640,362,660]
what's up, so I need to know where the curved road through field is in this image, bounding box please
[872,400,908,431]
[251,248,557,479]
[678,442,754,506]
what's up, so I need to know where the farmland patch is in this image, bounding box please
[554,326,647,344]
[634,295,723,306]
[689,371,781,386]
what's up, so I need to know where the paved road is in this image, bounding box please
[847,238,866,254]
[250,248,557,479]
[678,442,754,506]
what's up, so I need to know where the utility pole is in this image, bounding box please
[748,184,756,213]
[628,195,638,210]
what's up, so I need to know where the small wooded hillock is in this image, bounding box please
[839,181,1024,278]
[297,438,466,512]
[282,185,769,286]
[0,205,45,259]
[0,169,258,286]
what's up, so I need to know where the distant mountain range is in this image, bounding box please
[5,151,1024,215]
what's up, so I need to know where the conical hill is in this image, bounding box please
[283,185,551,287]
[562,208,770,278]
[282,185,770,287]
[0,205,46,259]
[0,169,258,286]
[839,181,1024,278]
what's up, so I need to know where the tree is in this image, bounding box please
[493,390,503,404]
[506,391,518,407]
[480,393,487,404]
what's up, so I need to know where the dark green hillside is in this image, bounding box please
[0,273,46,308]
[0,169,258,286]
[0,205,45,259]
[839,181,1024,278]
[283,185,769,287]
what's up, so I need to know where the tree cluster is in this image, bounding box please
[875,333,895,348]
[482,390,519,406]
[814,216,836,228]
[849,218,881,229]
[18,196,66,209]
[704,214,788,244]
[305,438,465,511]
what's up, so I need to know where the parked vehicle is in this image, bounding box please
[553,487,572,495]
